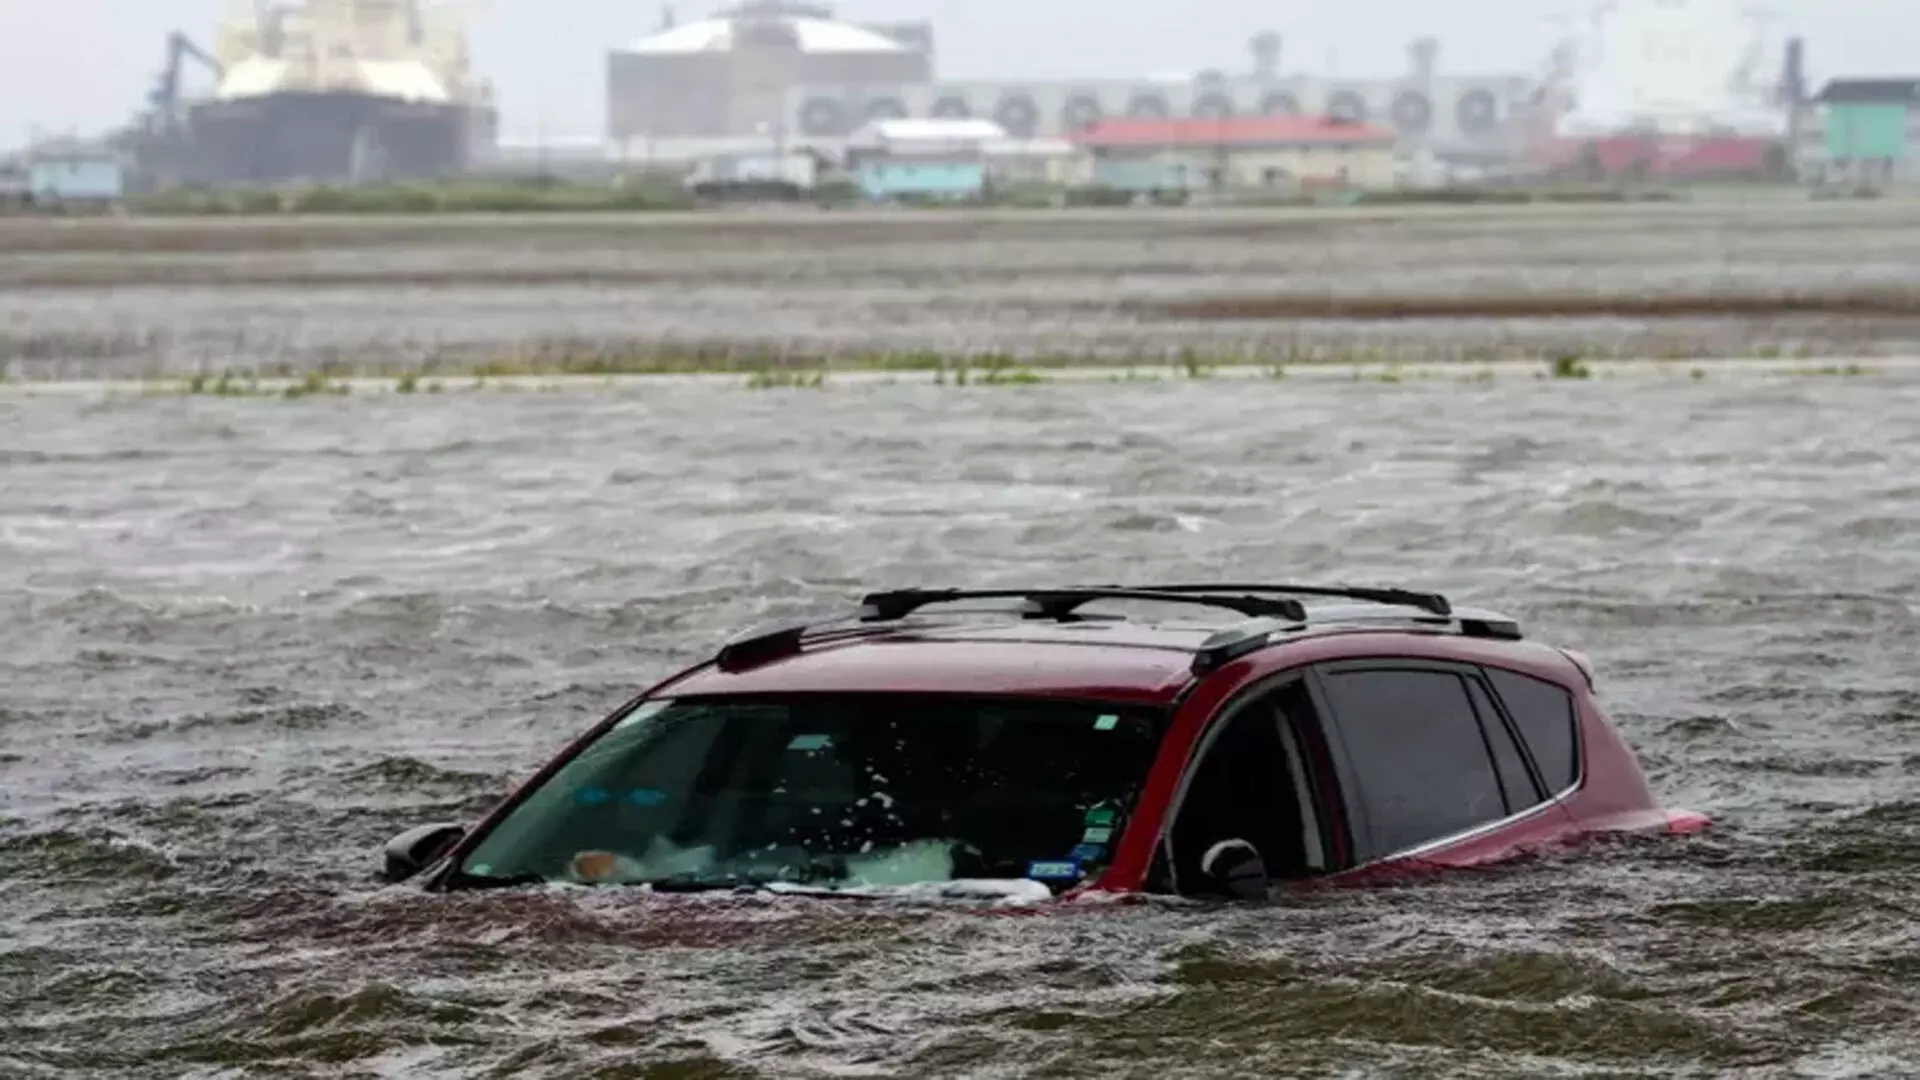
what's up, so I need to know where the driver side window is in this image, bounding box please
[1156,678,1334,897]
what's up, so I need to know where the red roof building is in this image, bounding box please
[1072,115,1400,194]
[1073,115,1398,150]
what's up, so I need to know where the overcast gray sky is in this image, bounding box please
[1,1,1910,148]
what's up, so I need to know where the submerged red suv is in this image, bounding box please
[382,585,1709,901]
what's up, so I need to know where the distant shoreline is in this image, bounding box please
[0,177,1852,223]
[1,356,1905,400]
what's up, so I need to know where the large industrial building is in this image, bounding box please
[607,3,1542,166]
[132,0,498,188]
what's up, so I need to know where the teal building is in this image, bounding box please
[1817,79,1919,185]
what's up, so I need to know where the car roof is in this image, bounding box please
[656,589,1556,706]
[662,622,1206,704]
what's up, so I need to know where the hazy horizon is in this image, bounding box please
[1,0,1914,151]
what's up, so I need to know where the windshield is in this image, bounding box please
[454,694,1165,894]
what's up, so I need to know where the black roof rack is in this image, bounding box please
[1098,582,1453,618]
[715,587,1309,671]
[712,583,1515,674]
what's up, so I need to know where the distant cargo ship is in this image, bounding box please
[137,0,497,188]
[1529,0,1804,181]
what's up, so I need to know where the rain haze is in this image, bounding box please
[1,0,1915,148]
[8,0,1920,1077]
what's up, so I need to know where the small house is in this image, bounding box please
[1815,79,1920,186]
[23,139,127,206]
[1075,115,1399,195]
[846,118,1006,202]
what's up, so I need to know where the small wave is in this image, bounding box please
[0,828,181,883]
[1554,500,1692,538]
[112,703,367,742]
[337,757,504,792]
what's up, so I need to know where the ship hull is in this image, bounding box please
[182,91,497,186]
[1533,132,1789,182]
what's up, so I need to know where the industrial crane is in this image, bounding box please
[146,31,226,134]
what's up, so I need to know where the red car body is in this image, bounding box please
[395,587,1708,897]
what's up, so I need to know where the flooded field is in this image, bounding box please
[3,367,1918,1077]
[4,201,1920,378]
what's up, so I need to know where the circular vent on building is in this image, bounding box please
[1061,93,1104,132]
[1192,92,1235,119]
[930,95,972,119]
[1327,90,1369,123]
[994,93,1041,137]
[1456,88,1499,134]
[1127,92,1171,119]
[798,97,848,137]
[1390,90,1432,133]
[865,97,909,121]
[1260,91,1300,116]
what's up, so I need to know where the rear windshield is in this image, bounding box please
[455,694,1166,894]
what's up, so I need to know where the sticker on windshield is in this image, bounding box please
[1093,714,1120,731]
[1026,859,1083,881]
[1081,826,1113,844]
[624,788,668,807]
[575,787,611,806]
[787,733,833,751]
[1084,807,1117,827]
[1068,843,1106,863]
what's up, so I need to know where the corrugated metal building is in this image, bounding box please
[1076,116,1398,193]
[785,73,1527,157]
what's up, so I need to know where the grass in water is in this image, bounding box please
[1550,354,1593,380]
[745,367,828,389]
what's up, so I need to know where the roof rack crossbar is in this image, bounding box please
[858,587,1309,623]
[1097,582,1453,618]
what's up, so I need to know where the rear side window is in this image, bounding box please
[1464,676,1542,815]
[1318,669,1508,861]
[1485,668,1581,793]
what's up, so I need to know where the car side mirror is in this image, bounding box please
[382,822,466,883]
[1200,838,1270,900]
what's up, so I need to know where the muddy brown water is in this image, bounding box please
[2,367,1917,1078]
[6,202,1920,376]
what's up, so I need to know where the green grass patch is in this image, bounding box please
[1786,363,1874,377]
[125,177,698,217]
[745,367,827,389]
[1549,353,1593,380]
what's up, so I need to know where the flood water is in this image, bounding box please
[3,371,1917,1078]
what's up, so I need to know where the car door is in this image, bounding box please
[1305,659,1573,871]
[1148,674,1345,896]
